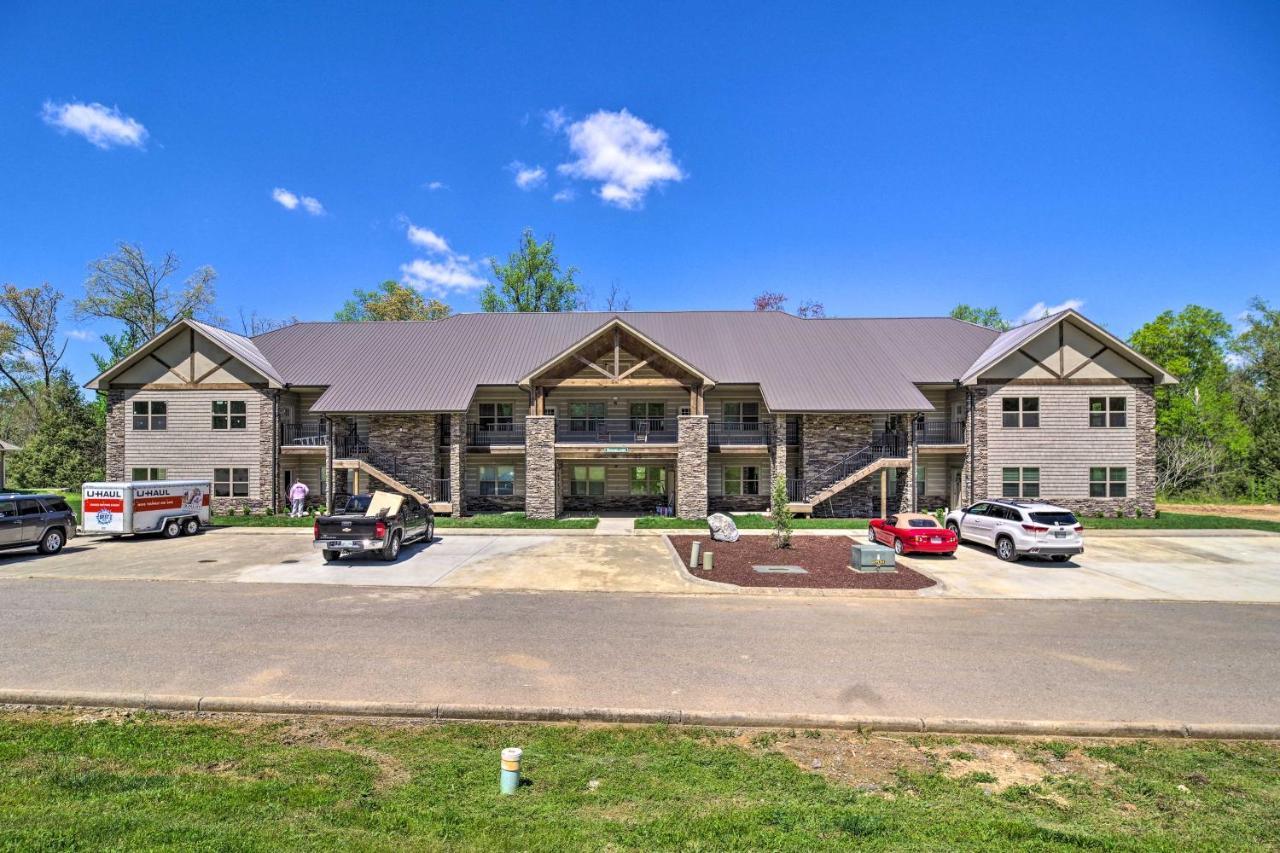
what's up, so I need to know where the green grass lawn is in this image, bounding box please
[1083,512,1280,534]
[0,711,1276,850]
[636,513,869,530]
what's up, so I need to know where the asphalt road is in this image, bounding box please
[2,578,1277,724]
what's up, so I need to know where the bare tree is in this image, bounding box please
[75,242,221,344]
[0,282,66,406]
[753,291,788,312]
[1155,434,1227,495]
[239,308,299,336]
[603,280,632,311]
[797,300,826,318]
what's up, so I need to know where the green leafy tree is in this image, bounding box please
[0,282,66,408]
[1129,305,1251,495]
[335,280,451,321]
[6,371,104,489]
[481,229,580,312]
[770,473,793,549]
[950,304,1010,331]
[1231,298,1280,500]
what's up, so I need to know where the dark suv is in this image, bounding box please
[0,493,77,555]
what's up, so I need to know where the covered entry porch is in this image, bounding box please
[555,447,677,516]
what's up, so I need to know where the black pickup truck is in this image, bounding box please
[313,491,434,562]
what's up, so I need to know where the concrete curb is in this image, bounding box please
[2,690,1276,740]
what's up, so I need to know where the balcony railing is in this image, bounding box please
[916,420,967,445]
[555,418,678,444]
[281,423,327,447]
[467,421,526,446]
[434,478,451,502]
[708,420,772,447]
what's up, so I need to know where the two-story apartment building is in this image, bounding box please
[87,308,1173,520]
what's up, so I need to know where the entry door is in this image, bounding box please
[283,469,294,495]
[949,468,962,508]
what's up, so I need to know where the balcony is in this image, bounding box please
[281,423,327,447]
[916,420,967,446]
[467,421,526,447]
[555,418,677,444]
[708,420,772,448]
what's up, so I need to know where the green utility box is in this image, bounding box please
[850,542,896,573]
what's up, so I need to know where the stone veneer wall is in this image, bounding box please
[105,388,127,480]
[366,414,438,499]
[710,494,770,513]
[449,412,465,516]
[770,413,787,494]
[563,495,665,513]
[676,415,708,520]
[800,414,873,500]
[524,415,557,519]
[468,495,526,513]
[959,388,986,509]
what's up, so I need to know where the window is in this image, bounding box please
[478,402,514,430]
[17,499,41,516]
[723,465,760,496]
[722,401,760,426]
[568,402,607,431]
[1089,466,1127,498]
[917,465,926,498]
[570,465,605,496]
[1089,397,1127,428]
[629,402,665,430]
[630,466,667,496]
[40,498,72,514]
[131,400,166,431]
[0,500,15,520]
[131,467,167,481]
[1001,397,1039,428]
[212,400,247,430]
[213,467,249,497]
[479,464,515,496]
[1002,467,1040,498]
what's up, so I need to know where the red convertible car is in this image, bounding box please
[868,513,958,556]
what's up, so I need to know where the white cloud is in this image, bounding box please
[405,223,451,254]
[557,108,684,209]
[400,257,486,294]
[65,329,93,341]
[41,100,148,149]
[509,161,547,190]
[1015,299,1085,325]
[422,180,447,191]
[552,188,575,203]
[272,187,324,215]
[543,107,568,133]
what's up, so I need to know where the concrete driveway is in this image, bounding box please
[0,528,701,594]
[906,531,1280,601]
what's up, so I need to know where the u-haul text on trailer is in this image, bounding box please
[81,480,212,537]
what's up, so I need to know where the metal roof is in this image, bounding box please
[251,311,1003,413]
[187,320,286,387]
[0,440,20,452]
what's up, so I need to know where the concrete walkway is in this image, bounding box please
[1,578,1276,725]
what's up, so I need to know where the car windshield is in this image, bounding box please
[906,519,938,528]
[344,495,372,513]
[1030,511,1078,526]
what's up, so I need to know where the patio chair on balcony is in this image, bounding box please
[634,420,650,443]
[595,420,611,443]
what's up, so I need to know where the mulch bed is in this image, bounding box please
[667,534,937,590]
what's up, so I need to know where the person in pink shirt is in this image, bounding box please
[288,480,310,517]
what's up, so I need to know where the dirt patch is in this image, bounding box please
[278,719,410,791]
[668,534,935,589]
[1160,503,1280,522]
[749,731,1113,797]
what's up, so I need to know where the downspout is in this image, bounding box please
[911,412,921,512]
[271,390,279,512]
[967,386,976,506]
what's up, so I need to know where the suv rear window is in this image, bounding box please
[40,499,72,514]
[906,519,939,528]
[1030,511,1078,526]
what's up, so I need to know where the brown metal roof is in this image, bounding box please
[251,311,1001,413]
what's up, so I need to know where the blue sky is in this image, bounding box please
[3,1,1279,384]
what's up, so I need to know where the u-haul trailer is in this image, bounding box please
[81,480,212,538]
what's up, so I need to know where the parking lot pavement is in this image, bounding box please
[0,527,702,594]
[910,532,1280,601]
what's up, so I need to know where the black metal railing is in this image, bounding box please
[915,420,966,445]
[708,420,772,447]
[435,478,451,502]
[555,418,678,444]
[785,417,800,445]
[467,421,526,446]
[338,435,369,457]
[795,435,908,502]
[280,422,327,446]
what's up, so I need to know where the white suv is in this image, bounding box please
[944,499,1084,562]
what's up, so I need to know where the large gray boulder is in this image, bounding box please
[707,513,740,542]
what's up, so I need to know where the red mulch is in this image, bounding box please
[667,534,937,590]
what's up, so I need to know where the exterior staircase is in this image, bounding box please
[788,441,910,516]
[333,441,437,508]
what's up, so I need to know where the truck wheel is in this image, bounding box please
[426,521,434,543]
[182,518,201,535]
[322,549,340,562]
[162,520,181,539]
[380,532,402,562]
[38,528,65,555]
